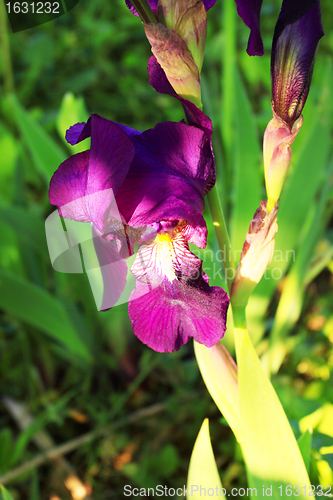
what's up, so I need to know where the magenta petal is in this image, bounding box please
[235,0,264,56]
[49,150,91,222]
[129,277,229,353]
[271,0,324,124]
[50,116,135,232]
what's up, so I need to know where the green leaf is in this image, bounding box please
[300,404,333,439]
[56,92,90,154]
[297,430,312,473]
[8,94,67,181]
[0,429,13,474]
[235,327,311,499]
[187,419,225,499]
[230,68,261,265]
[0,485,15,500]
[0,206,46,254]
[0,269,92,364]
[194,341,241,441]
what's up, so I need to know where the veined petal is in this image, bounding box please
[271,0,324,125]
[129,277,229,353]
[129,230,229,352]
[235,0,264,56]
[131,230,202,286]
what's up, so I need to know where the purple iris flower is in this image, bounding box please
[49,114,229,353]
[126,0,217,17]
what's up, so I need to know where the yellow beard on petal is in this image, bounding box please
[155,233,177,283]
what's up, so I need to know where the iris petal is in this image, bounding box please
[235,0,264,56]
[114,120,213,246]
[271,0,324,124]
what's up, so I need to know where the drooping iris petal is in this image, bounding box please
[115,120,214,247]
[129,231,229,352]
[129,277,229,352]
[235,0,264,56]
[271,0,324,125]
[49,115,135,232]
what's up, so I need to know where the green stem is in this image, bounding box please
[207,185,235,294]
[221,0,236,173]
[0,0,14,94]
[130,0,157,24]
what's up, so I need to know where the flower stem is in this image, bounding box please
[207,185,235,294]
[0,0,14,94]
[129,0,157,24]
[221,0,236,172]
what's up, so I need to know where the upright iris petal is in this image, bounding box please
[271,0,324,126]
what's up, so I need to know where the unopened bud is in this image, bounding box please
[158,0,207,73]
[231,201,278,307]
[144,22,202,107]
[264,106,302,213]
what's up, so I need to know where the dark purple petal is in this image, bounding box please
[50,115,135,232]
[91,225,128,311]
[271,0,324,125]
[235,0,264,56]
[129,276,229,353]
[125,0,158,17]
[115,121,213,243]
[66,122,86,145]
[49,150,91,222]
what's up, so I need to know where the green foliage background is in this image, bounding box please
[0,0,333,498]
